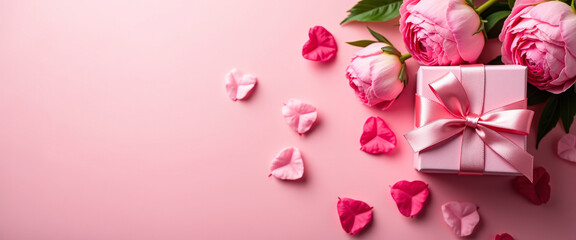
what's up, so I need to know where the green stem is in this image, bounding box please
[475,0,499,14]
[399,53,412,63]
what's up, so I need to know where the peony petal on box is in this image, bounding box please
[337,197,373,235]
[557,134,576,163]
[269,147,304,180]
[495,233,515,240]
[390,180,429,217]
[225,68,257,101]
[282,99,317,135]
[513,167,551,205]
[441,201,480,237]
[360,116,396,154]
[302,26,337,62]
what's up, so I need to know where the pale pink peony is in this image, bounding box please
[399,0,485,65]
[499,0,576,93]
[346,43,405,110]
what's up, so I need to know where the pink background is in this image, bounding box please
[0,0,573,239]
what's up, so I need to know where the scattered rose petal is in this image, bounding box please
[302,26,337,62]
[557,134,576,163]
[441,201,480,237]
[282,99,317,135]
[225,68,257,101]
[360,116,396,154]
[495,233,514,240]
[269,147,304,180]
[337,197,373,235]
[390,180,429,217]
[513,167,550,205]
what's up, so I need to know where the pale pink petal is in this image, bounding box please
[360,116,396,154]
[337,197,373,235]
[390,180,429,217]
[441,201,480,237]
[302,26,337,62]
[269,147,304,180]
[282,99,318,135]
[225,68,257,101]
[558,134,576,163]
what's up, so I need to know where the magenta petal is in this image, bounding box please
[360,116,396,154]
[337,197,373,235]
[390,180,429,217]
[495,233,515,240]
[441,201,480,237]
[225,68,257,101]
[269,147,304,180]
[282,99,318,135]
[557,134,576,163]
[302,26,337,62]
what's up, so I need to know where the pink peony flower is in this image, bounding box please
[499,0,576,94]
[346,43,405,110]
[399,0,485,66]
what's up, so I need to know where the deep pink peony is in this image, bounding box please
[346,43,405,110]
[399,0,485,66]
[500,0,576,93]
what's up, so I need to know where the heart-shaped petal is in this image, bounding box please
[513,167,550,205]
[390,180,429,217]
[225,68,257,101]
[441,201,480,237]
[495,233,514,240]
[302,26,337,62]
[360,116,396,154]
[557,134,576,163]
[337,197,373,235]
[282,99,317,135]
[269,147,304,180]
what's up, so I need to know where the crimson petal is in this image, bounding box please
[302,26,337,62]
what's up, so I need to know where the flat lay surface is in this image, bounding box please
[0,0,574,239]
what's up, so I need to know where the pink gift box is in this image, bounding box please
[414,65,528,176]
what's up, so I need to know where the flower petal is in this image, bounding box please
[495,233,515,240]
[390,180,429,217]
[441,201,480,237]
[282,99,318,135]
[269,147,304,180]
[225,68,257,101]
[302,26,337,62]
[360,116,396,154]
[512,167,551,205]
[337,197,373,235]
[557,134,576,163]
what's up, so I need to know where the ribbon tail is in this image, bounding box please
[404,119,465,152]
[476,126,534,182]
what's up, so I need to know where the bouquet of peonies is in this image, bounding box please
[342,0,576,147]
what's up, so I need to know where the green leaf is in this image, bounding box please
[367,27,393,46]
[381,46,401,57]
[484,11,510,33]
[559,87,576,133]
[465,0,475,8]
[473,20,488,35]
[487,56,503,65]
[536,95,560,148]
[479,2,511,18]
[508,0,515,9]
[399,63,408,87]
[341,0,403,24]
[527,84,552,106]
[346,40,377,47]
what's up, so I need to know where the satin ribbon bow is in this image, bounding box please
[404,66,534,181]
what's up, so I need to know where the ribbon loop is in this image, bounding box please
[404,65,534,181]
